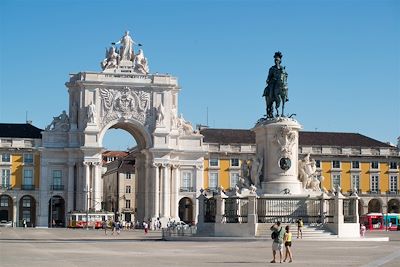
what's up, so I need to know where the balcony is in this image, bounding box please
[21,184,35,190]
[367,190,381,195]
[0,184,12,190]
[180,187,195,192]
[386,190,400,195]
[50,185,64,191]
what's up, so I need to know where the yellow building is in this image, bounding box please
[0,123,42,227]
[200,128,400,215]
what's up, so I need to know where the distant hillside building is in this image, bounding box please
[102,152,136,222]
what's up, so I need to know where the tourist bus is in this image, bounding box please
[383,213,400,231]
[360,213,384,230]
[66,211,114,229]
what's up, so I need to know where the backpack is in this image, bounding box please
[271,231,278,239]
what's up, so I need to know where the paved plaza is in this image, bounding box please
[1,228,400,267]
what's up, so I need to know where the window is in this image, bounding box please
[351,161,360,169]
[315,160,321,168]
[332,161,341,169]
[332,174,341,189]
[1,169,10,187]
[126,185,131,194]
[0,196,9,207]
[389,162,398,170]
[230,158,239,167]
[125,200,131,209]
[209,172,218,190]
[371,175,379,192]
[23,169,33,185]
[52,170,62,185]
[182,171,193,190]
[22,196,31,208]
[371,161,379,169]
[126,173,131,179]
[24,153,34,164]
[209,157,219,167]
[1,153,10,162]
[352,175,360,190]
[230,172,240,188]
[389,176,398,193]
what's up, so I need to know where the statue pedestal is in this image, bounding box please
[252,117,302,194]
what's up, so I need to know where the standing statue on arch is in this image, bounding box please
[263,51,289,118]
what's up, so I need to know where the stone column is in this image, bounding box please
[197,189,206,225]
[319,193,327,224]
[83,162,91,211]
[194,164,203,223]
[170,164,180,219]
[247,193,257,236]
[215,190,227,224]
[162,164,171,218]
[67,162,75,213]
[93,162,102,211]
[38,162,49,227]
[153,163,160,218]
[12,196,17,227]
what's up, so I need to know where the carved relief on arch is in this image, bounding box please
[99,87,152,128]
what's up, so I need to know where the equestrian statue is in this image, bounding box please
[263,51,289,118]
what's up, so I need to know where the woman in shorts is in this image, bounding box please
[283,225,293,263]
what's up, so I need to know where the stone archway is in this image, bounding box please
[178,197,194,224]
[99,119,152,223]
[387,198,399,213]
[40,31,205,227]
[19,195,36,227]
[0,195,13,222]
[368,198,382,213]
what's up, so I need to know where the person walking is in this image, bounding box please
[283,225,293,263]
[143,221,148,234]
[270,221,285,263]
[102,220,107,235]
[296,218,303,239]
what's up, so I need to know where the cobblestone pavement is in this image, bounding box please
[0,228,399,267]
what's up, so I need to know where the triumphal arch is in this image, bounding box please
[38,31,205,227]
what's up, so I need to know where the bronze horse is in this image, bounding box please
[263,67,288,118]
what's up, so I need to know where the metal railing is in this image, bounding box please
[343,199,357,223]
[50,185,64,191]
[179,187,195,192]
[224,198,248,223]
[386,190,400,195]
[257,197,326,224]
[21,184,35,190]
[204,198,216,223]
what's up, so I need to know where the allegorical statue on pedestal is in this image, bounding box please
[263,51,289,118]
[101,31,148,73]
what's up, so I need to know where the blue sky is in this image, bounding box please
[0,0,399,150]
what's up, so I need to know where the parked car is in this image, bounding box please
[175,221,189,229]
[0,220,12,227]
